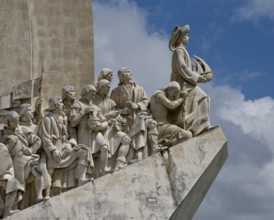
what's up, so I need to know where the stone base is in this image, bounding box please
[7,127,227,220]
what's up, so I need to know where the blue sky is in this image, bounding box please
[93,0,274,219]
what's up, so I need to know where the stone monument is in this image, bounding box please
[0,1,227,219]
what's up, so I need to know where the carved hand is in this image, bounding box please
[84,106,95,114]
[126,101,139,110]
[61,143,72,159]
[52,149,62,163]
[107,110,120,118]
[8,135,18,146]
[23,148,32,156]
[179,91,188,98]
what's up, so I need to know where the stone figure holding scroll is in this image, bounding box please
[169,25,214,136]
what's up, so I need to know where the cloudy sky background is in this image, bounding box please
[92,0,274,219]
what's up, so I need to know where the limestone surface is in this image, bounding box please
[0,0,94,110]
[7,127,227,220]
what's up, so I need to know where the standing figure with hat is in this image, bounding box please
[169,25,215,136]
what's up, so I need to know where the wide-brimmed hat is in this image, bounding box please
[169,25,190,51]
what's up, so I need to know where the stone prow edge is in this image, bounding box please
[169,128,228,219]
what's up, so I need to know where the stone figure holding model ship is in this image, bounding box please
[169,24,215,136]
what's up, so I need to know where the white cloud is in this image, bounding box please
[93,0,170,97]
[232,0,274,22]
[93,1,274,219]
[206,84,274,154]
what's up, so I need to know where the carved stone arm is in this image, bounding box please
[175,49,200,85]
[38,117,58,157]
[25,132,41,154]
[156,92,184,110]
[69,104,83,128]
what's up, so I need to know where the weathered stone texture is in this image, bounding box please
[0,0,31,95]
[0,0,94,108]
[8,127,227,220]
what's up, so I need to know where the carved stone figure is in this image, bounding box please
[150,81,192,146]
[105,115,131,170]
[97,68,113,83]
[69,85,111,176]
[62,85,78,147]
[18,103,37,133]
[93,79,119,119]
[37,96,93,197]
[3,111,46,207]
[110,67,166,160]
[62,85,77,114]
[169,25,213,136]
[0,143,24,218]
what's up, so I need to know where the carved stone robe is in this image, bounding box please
[37,112,93,189]
[0,144,24,217]
[110,82,152,158]
[150,90,192,146]
[171,46,210,136]
[93,94,116,116]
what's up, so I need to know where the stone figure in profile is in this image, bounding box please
[169,25,214,136]
[97,68,113,83]
[69,85,111,176]
[18,103,37,133]
[105,115,131,170]
[62,85,77,114]
[93,79,119,119]
[62,85,78,147]
[0,143,24,218]
[92,79,130,170]
[37,96,93,197]
[110,67,166,160]
[150,81,192,146]
[3,111,47,207]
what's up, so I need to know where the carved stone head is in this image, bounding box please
[98,68,113,82]
[97,79,111,95]
[48,96,64,112]
[6,111,20,129]
[62,85,76,102]
[169,25,190,50]
[80,84,96,101]
[117,67,132,84]
[165,81,181,100]
[18,103,33,121]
